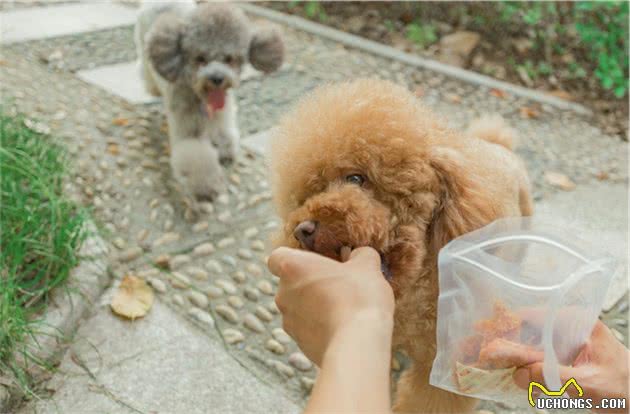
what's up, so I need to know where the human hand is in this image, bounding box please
[513,321,629,413]
[267,246,395,366]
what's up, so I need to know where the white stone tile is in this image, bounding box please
[241,62,289,82]
[242,130,270,155]
[240,64,261,82]
[20,299,299,414]
[1,2,137,44]
[535,183,628,311]
[77,61,159,104]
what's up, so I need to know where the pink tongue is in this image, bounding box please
[206,90,226,114]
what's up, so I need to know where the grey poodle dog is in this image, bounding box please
[135,1,284,201]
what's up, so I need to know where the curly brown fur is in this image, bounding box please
[269,79,533,414]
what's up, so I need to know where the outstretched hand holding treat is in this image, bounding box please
[268,246,395,414]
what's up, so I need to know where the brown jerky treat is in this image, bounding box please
[458,334,483,365]
[474,301,521,347]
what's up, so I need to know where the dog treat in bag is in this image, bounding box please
[430,217,618,405]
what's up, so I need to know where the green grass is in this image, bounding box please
[0,111,88,394]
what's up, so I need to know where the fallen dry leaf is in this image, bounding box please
[490,88,508,99]
[110,275,154,320]
[595,171,609,181]
[446,93,462,104]
[520,106,540,119]
[544,171,576,191]
[548,89,574,101]
[112,117,129,126]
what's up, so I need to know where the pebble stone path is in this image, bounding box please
[1,1,627,413]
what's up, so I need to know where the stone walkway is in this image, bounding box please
[0,2,627,413]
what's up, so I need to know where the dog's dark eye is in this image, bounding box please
[195,55,207,65]
[345,174,365,186]
[224,55,233,65]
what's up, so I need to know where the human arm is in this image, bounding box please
[267,247,395,414]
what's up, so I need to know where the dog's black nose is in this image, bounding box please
[208,74,224,87]
[293,220,318,251]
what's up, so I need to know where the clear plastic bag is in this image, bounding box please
[429,217,618,405]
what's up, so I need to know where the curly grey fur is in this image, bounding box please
[148,12,186,82]
[135,2,284,201]
[249,26,285,73]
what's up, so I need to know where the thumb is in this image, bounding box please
[348,246,381,269]
[268,247,337,280]
[514,363,583,397]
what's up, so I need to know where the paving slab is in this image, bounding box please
[19,296,300,414]
[77,61,159,105]
[535,182,629,311]
[242,129,271,155]
[0,2,137,44]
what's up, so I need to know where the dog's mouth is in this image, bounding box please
[338,245,393,282]
[205,89,226,114]
[292,221,393,281]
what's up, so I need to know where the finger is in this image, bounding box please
[513,363,581,397]
[274,284,288,315]
[590,319,615,343]
[267,247,296,278]
[267,247,337,279]
[518,306,579,330]
[478,338,544,368]
[348,246,381,269]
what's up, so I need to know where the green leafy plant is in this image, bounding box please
[383,19,395,32]
[569,62,588,79]
[303,1,327,22]
[574,2,628,97]
[406,22,437,48]
[283,1,628,99]
[493,1,628,97]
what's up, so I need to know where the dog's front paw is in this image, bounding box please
[192,174,226,201]
[170,139,227,202]
[215,128,240,167]
[219,153,234,166]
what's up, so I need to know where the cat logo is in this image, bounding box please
[528,378,584,407]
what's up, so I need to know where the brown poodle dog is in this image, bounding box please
[269,78,533,413]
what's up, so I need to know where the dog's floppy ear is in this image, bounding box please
[248,25,284,73]
[148,13,186,82]
[428,147,499,250]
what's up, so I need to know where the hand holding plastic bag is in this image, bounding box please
[429,217,618,405]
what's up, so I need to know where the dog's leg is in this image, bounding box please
[393,363,476,414]
[214,94,240,165]
[216,127,240,166]
[170,137,227,202]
